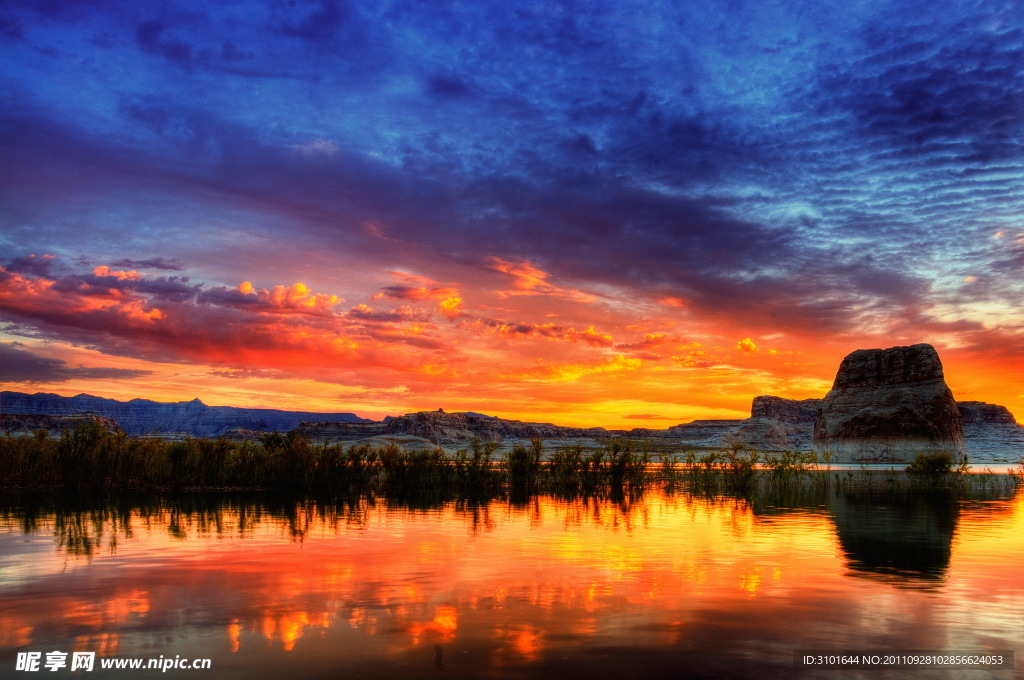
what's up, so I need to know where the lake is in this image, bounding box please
[2,486,1020,679]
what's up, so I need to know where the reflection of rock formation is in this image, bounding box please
[814,344,965,462]
[829,490,959,585]
[748,486,969,587]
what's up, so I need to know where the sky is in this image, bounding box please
[1,0,1022,427]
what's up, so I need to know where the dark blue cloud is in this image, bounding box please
[1,0,1021,343]
[273,0,349,42]
[0,14,24,39]
[44,270,201,304]
[0,343,153,383]
[135,20,193,68]
[426,74,475,99]
[816,24,1023,160]
[5,254,57,277]
[109,257,186,271]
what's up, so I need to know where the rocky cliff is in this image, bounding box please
[0,412,123,437]
[296,392,1018,458]
[4,376,1018,461]
[299,410,642,446]
[1,392,371,437]
[380,410,613,445]
[957,401,1017,424]
[813,344,965,462]
[292,421,388,441]
[750,396,822,423]
[955,401,1023,459]
[662,397,823,450]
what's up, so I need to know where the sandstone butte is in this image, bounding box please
[812,343,966,463]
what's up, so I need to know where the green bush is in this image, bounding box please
[505,438,542,489]
[906,452,957,475]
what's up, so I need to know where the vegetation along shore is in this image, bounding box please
[2,422,1020,495]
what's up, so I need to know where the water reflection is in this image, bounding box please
[1,486,1021,679]
[829,489,958,586]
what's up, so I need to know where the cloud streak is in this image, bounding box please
[0,343,154,383]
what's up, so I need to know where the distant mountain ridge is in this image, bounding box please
[2,389,1019,463]
[0,392,371,437]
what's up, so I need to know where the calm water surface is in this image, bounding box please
[2,487,1021,679]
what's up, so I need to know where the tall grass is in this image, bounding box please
[2,424,1021,495]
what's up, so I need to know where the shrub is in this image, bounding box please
[722,446,759,489]
[56,422,110,489]
[906,452,957,475]
[505,438,542,489]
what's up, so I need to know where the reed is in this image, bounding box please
[2,424,1021,495]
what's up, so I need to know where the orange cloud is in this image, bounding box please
[489,258,595,303]
[439,297,464,319]
[236,281,342,313]
[93,266,142,281]
[0,266,464,384]
[617,333,674,351]
[670,348,708,368]
[373,270,460,302]
[736,337,759,354]
[512,355,642,382]
[468,319,613,346]
[624,413,675,420]
[567,326,614,347]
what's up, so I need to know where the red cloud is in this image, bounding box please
[0,262,458,381]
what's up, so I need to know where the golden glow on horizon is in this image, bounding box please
[2,259,1021,427]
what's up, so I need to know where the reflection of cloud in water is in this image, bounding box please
[1,489,1022,679]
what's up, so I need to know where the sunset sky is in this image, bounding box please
[1,0,1022,427]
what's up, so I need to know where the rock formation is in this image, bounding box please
[0,413,123,437]
[750,396,823,423]
[299,410,634,446]
[291,421,388,441]
[813,344,965,462]
[5,369,1018,461]
[378,410,612,445]
[957,401,1017,424]
[956,401,1023,461]
[666,419,744,443]
[663,397,822,450]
